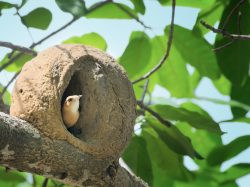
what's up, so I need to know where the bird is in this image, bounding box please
[62,95,82,129]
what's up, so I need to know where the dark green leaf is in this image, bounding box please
[142,117,195,158]
[169,160,195,182]
[150,104,224,135]
[216,163,250,183]
[22,8,52,30]
[165,25,220,80]
[119,34,151,80]
[0,1,16,12]
[86,2,138,19]
[212,74,231,96]
[192,1,224,38]
[0,166,26,183]
[130,0,145,15]
[207,135,250,166]
[181,102,211,119]
[122,135,153,186]
[0,52,34,72]
[222,117,250,124]
[62,32,107,51]
[220,181,239,187]
[55,0,87,18]
[149,35,192,98]
[231,77,250,118]
[214,0,250,86]
[152,163,175,187]
[141,128,179,172]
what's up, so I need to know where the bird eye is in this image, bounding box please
[68,98,72,102]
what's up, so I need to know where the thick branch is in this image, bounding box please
[0,112,148,187]
[132,0,176,84]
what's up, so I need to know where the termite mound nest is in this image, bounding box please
[10,44,137,159]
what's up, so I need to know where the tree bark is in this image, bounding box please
[0,112,148,187]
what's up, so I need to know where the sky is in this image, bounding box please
[0,0,250,186]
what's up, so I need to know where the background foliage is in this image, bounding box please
[0,0,250,186]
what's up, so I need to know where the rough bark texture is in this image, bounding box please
[10,44,137,159]
[0,112,149,187]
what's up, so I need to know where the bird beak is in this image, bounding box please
[77,95,82,100]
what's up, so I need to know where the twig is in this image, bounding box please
[137,100,171,127]
[200,21,250,40]
[1,70,20,95]
[140,79,149,102]
[114,2,150,29]
[0,41,37,57]
[132,0,176,84]
[42,178,49,187]
[212,40,235,51]
[8,50,15,59]
[238,12,242,35]
[222,0,246,31]
[0,0,112,73]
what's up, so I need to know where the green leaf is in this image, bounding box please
[214,0,250,86]
[216,163,250,183]
[192,1,224,38]
[230,77,250,118]
[220,181,239,187]
[141,128,179,172]
[62,32,107,51]
[0,52,34,72]
[119,34,151,80]
[86,2,138,19]
[169,161,195,182]
[149,35,192,98]
[160,0,216,8]
[0,84,11,105]
[165,25,220,80]
[122,135,153,186]
[142,117,195,158]
[222,117,250,124]
[21,8,52,30]
[130,0,145,15]
[0,1,16,12]
[190,69,202,92]
[176,122,222,170]
[152,163,175,187]
[0,166,26,183]
[129,31,149,42]
[212,74,231,96]
[181,102,211,119]
[55,0,87,18]
[150,104,224,135]
[207,135,250,166]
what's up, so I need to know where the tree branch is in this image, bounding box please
[132,0,176,84]
[0,112,148,187]
[222,0,246,31]
[0,41,37,57]
[1,70,20,95]
[140,79,149,102]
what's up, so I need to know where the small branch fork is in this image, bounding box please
[137,79,171,128]
[132,0,176,84]
[200,0,248,51]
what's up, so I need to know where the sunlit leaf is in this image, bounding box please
[165,25,220,80]
[22,8,52,30]
[55,0,87,18]
[150,104,224,135]
[0,84,11,105]
[152,163,175,187]
[86,2,138,19]
[0,166,26,183]
[160,0,216,8]
[207,135,250,166]
[0,52,34,72]
[212,74,231,96]
[214,0,250,86]
[190,69,202,92]
[142,117,195,158]
[62,32,107,51]
[141,128,179,172]
[122,135,153,186]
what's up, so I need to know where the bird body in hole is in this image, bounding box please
[62,95,82,128]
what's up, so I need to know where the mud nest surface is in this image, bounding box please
[10,44,137,159]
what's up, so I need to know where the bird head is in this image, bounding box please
[64,95,82,112]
